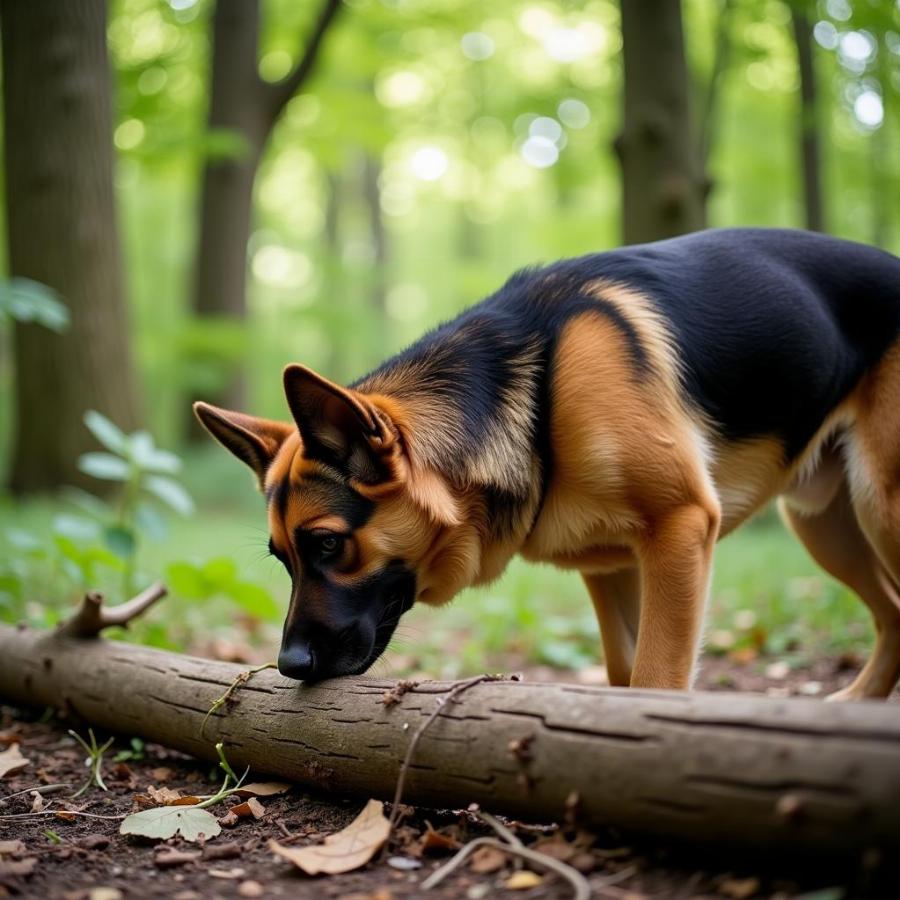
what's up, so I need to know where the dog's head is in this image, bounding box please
[194,365,473,681]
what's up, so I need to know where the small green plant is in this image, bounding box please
[165,557,279,621]
[119,743,248,842]
[69,728,114,797]
[113,737,146,763]
[72,410,195,597]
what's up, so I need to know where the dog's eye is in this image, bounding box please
[315,532,344,562]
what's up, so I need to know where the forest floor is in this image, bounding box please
[2,656,898,900]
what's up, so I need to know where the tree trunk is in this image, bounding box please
[189,0,266,427]
[791,5,825,232]
[3,622,900,854]
[616,0,706,245]
[187,0,342,437]
[1,0,138,493]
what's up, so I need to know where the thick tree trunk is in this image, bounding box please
[1,0,138,493]
[617,0,706,244]
[189,0,266,426]
[791,6,825,232]
[187,0,342,436]
[2,622,900,853]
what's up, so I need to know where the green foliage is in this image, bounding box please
[69,728,114,797]
[166,557,280,621]
[0,278,69,332]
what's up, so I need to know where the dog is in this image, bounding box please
[195,227,900,699]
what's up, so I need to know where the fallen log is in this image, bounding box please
[1,592,899,854]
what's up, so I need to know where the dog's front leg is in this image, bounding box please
[630,503,719,690]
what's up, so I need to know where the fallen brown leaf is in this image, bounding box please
[505,870,542,890]
[228,797,265,820]
[147,785,186,805]
[234,781,291,798]
[150,767,173,782]
[420,827,461,853]
[268,799,389,875]
[469,844,507,874]
[55,810,77,822]
[531,837,575,862]
[30,791,44,813]
[0,743,30,779]
[219,810,239,827]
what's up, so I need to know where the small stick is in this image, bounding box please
[387,674,506,836]
[200,663,276,737]
[0,783,68,803]
[421,836,607,900]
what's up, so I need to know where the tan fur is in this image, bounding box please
[197,292,900,699]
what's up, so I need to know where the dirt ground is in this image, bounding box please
[1,656,898,900]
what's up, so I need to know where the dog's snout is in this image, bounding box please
[277,641,316,681]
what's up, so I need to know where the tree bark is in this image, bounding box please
[1,0,138,493]
[2,622,900,853]
[187,0,342,434]
[791,5,825,232]
[616,0,706,245]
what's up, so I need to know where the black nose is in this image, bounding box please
[278,642,316,681]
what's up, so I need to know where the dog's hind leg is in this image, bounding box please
[780,481,900,700]
[847,344,900,591]
[583,568,640,687]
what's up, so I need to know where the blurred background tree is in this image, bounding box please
[0,0,897,673]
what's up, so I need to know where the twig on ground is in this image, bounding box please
[386,674,507,836]
[421,835,610,899]
[0,783,68,803]
[0,810,127,821]
[200,663,276,737]
[57,582,167,639]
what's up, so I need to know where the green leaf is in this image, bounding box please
[119,806,221,842]
[135,502,169,540]
[143,475,194,515]
[201,557,237,586]
[129,432,182,474]
[53,514,102,543]
[165,561,209,599]
[0,278,69,332]
[104,525,136,559]
[63,488,113,521]
[228,582,281,620]
[4,528,43,554]
[78,452,131,482]
[84,411,128,456]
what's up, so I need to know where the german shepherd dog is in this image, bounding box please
[195,228,900,699]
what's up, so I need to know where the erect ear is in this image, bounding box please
[282,365,399,484]
[193,401,293,489]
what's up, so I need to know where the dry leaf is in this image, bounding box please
[531,837,575,862]
[228,798,265,820]
[219,810,240,828]
[237,881,264,899]
[29,791,44,813]
[151,767,173,782]
[505,870,542,890]
[234,781,291,798]
[147,786,185,805]
[55,810,77,822]
[469,845,507,874]
[268,799,389,875]
[421,827,461,853]
[120,806,222,842]
[0,744,30,778]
